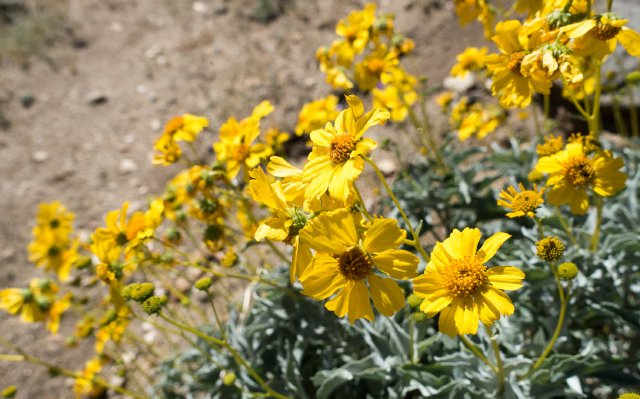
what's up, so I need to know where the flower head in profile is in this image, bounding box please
[153,114,208,165]
[450,47,488,78]
[536,133,565,156]
[413,228,524,336]
[561,13,640,60]
[299,209,419,324]
[497,183,545,218]
[535,142,626,214]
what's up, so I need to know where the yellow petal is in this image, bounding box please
[300,255,345,300]
[363,218,405,253]
[477,232,511,263]
[561,20,597,39]
[373,249,419,279]
[486,266,525,290]
[481,286,514,316]
[619,27,640,57]
[310,129,335,148]
[419,294,452,318]
[438,303,458,336]
[368,274,405,317]
[453,297,479,335]
[299,208,357,254]
[325,282,351,318]
[348,280,374,324]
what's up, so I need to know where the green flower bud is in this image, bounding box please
[142,296,166,315]
[557,262,579,280]
[626,71,640,85]
[407,293,424,308]
[1,386,17,398]
[222,371,236,386]
[194,277,212,291]
[412,312,428,323]
[536,236,565,263]
[122,283,155,303]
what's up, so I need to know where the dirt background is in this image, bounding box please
[0,0,485,397]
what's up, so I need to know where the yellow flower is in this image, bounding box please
[336,3,377,55]
[152,114,208,165]
[73,357,106,399]
[373,66,418,122]
[454,0,494,38]
[34,201,74,236]
[28,229,79,281]
[249,167,312,282]
[163,114,209,142]
[302,95,389,202]
[497,183,544,218]
[413,228,525,336]
[450,47,488,77]
[436,91,455,111]
[213,101,273,180]
[95,307,130,354]
[264,127,290,154]
[299,209,419,324]
[0,278,67,331]
[91,201,152,256]
[562,13,640,60]
[354,47,398,91]
[536,236,565,263]
[295,95,340,136]
[486,20,551,108]
[47,292,72,334]
[537,134,565,156]
[536,142,627,214]
[457,103,503,140]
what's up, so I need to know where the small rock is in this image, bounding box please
[377,158,398,175]
[86,92,108,106]
[192,1,207,13]
[175,277,191,293]
[110,22,123,32]
[32,150,49,162]
[151,119,162,131]
[20,94,35,108]
[443,74,475,93]
[0,247,15,261]
[119,159,138,174]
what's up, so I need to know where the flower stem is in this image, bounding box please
[460,335,498,374]
[159,314,291,399]
[364,156,430,263]
[486,326,505,398]
[535,217,545,239]
[354,183,374,222]
[554,207,577,245]
[590,195,604,252]
[519,266,571,380]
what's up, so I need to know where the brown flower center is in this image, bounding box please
[232,143,250,162]
[442,256,487,298]
[337,247,372,281]
[566,156,595,187]
[367,58,385,75]
[329,133,356,165]
[506,52,526,75]
[592,22,621,41]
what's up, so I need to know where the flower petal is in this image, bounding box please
[368,274,405,317]
[477,232,511,263]
[299,208,356,254]
[300,255,346,300]
[486,266,525,291]
[373,249,419,279]
[363,217,405,253]
[347,280,374,324]
[481,286,514,316]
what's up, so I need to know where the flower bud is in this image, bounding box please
[122,283,155,303]
[536,236,565,263]
[142,295,166,315]
[194,277,212,291]
[557,262,578,280]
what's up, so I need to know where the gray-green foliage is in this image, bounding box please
[155,136,639,398]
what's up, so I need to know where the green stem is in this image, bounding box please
[519,267,571,380]
[486,326,505,398]
[408,316,416,363]
[364,156,430,263]
[0,339,145,399]
[354,183,374,222]
[535,217,545,239]
[460,335,498,373]
[160,314,291,399]
[555,207,577,245]
[589,63,603,139]
[590,196,604,252]
[562,0,574,12]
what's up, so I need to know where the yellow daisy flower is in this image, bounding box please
[295,95,340,136]
[536,142,627,214]
[336,3,377,55]
[497,183,545,218]
[354,46,399,91]
[373,66,418,122]
[302,95,389,202]
[248,167,312,283]
[213,101,273,180]
[34,201,74,236]
[561,13,640,60]
[537,134,565,156]
[486,20,552,108]
[413,228,525,336]
[450,47,488,78]
[299,209,420,324]
[28,230,78,281]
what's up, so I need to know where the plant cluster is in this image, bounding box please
[1,1,639,398]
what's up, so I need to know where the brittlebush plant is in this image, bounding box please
[1,1,639,398]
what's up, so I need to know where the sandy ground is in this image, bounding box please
[0,0,485,397]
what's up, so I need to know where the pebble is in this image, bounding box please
[86,92,108,106]
[192,1,208,13]
[32,150,49,162]
[119,159,138,174]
